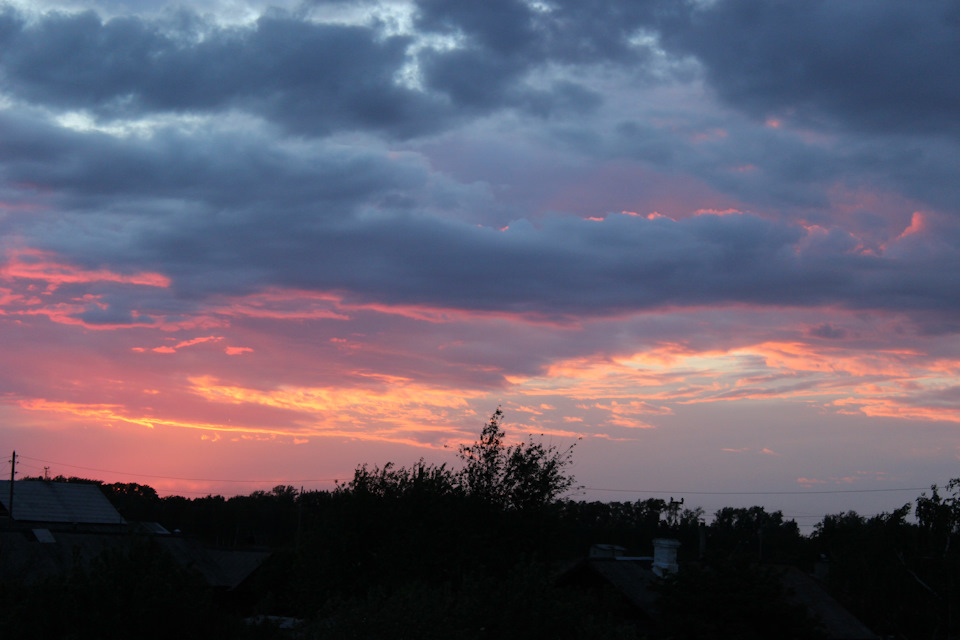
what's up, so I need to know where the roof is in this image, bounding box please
[0,480,125,525]
[584,559,660,613]
[155,539,271,589]
[774,565,879,640]
[560,558,879,640]
[558,557,659,618]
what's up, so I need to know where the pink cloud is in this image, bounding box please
[1,248,170,289]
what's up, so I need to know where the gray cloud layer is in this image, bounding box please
[658,0,960,136]
[2,0,959,325]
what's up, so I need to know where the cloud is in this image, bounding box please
[0,2,656,138]
[225,346,252,355]
[3,102,960,331]
[2,0,960,504]
[808,323,847,340]
[658,0,960,137]
[115,209,960,318]
[0,7,452,137]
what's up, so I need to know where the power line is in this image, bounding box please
[583,486,931,496]
[17,455,339,485]
[17,454,943,498]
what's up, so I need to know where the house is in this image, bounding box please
[0,480,128,582]
[0,478,125,529]
[559,541,878,640]
[0,480,269,594]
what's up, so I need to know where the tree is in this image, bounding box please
[457,408,577,511]
[100,482,160,521]
[812,506,923,638]
[916,479,960,556]
[709,506,804,563]
[338,460,458,500]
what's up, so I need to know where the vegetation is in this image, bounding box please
[456,406,578,510]
[7,409,960,638]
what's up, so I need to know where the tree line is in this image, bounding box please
[4,409,960,638]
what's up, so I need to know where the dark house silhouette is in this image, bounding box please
[0,480,269,593]
[559,542,878,640]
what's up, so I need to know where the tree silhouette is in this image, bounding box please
[457,407,577,511]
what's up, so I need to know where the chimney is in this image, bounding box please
[652,538,680,577]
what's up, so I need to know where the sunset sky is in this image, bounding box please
[2,0,959,525]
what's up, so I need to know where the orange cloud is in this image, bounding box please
[16,396,470,450]
[178,376,494,447]
[189,376,476,414]
[503,331,960,433]
[17,399,301,436]
[148,336,223,353]
[593,400,673,416]
[605,417,656,429]
[737,341,921,378]
[831,396,960,424]
[225,346,253,355]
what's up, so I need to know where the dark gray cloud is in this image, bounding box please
[3,1,958,143]
[73,297,157,326]
[26,169,960,320]
[0,7,448,137]
[187,211,958,316]
[414,0,661,66]
[0,2,666,135]
[809,323,847,340]
[0,109,429,213]
[658,0,960,136]
[414,0,538,57]
[411,0,659,113]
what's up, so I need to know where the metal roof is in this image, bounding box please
[0,481,125,525]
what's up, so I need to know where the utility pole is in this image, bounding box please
[667,496,684,527]
[8,450,16,519]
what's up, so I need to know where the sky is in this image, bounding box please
[2,0,960,526]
